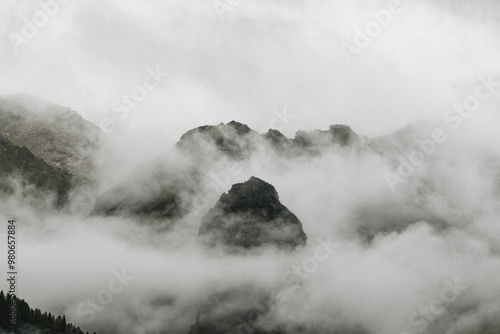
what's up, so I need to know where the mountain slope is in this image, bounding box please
[0,133,72,207]
[0,94,101,181]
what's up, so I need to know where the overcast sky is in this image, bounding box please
[1,0,499,146]
[2,2,500,333]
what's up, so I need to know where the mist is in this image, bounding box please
[1,0,500,334]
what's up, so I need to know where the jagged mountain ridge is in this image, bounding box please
[176,120,366,160]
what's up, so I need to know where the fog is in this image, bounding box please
[1,114,500,333]
[1,0,500,334]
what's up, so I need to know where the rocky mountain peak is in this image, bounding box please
[329,124,358,146]
[199,176,307,250]
[176,121,259,160]
[226,120,253,135]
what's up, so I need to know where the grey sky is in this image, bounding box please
[0,0,499,147]
[1,2,500,333]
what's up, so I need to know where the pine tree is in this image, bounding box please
[0,291,6,329]
[60,315,67,332]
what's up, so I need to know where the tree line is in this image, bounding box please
[0,291,97,334]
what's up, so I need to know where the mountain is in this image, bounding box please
[177,121,365,161]
[0,94,101,181]
[199,177,307,249]
[0,133,72,207]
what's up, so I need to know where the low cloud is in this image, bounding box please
[1,1,500,333]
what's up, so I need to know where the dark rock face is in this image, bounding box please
[199,177,307,249]
[329,124,359,146]
[0,134,72,207]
